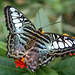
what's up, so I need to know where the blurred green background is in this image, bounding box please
[0,0,75,43]
[0,0,75,75]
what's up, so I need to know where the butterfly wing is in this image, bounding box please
[44,33,75,57]
[4,6,36,59]
[4,6,36,32]
[23,41,54,71]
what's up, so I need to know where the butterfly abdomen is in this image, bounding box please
[26,39,36,50]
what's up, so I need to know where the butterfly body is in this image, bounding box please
[4,6,75,71]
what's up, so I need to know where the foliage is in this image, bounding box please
[0,8,75,75]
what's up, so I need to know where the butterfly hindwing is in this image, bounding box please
[44,33,75,57]
[23,41,54,71]
[7,33,26,59]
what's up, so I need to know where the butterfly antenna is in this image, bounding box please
[41,21,61,29]
[38,10,41,28]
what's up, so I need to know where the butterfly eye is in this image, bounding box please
[38,28,44,34]
[38,28,42,32]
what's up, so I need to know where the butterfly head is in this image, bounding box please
[38,28,44,34]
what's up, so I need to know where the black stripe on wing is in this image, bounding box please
[23,26,50,43]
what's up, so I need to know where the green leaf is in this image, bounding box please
[51,16,63,34]
[34,8,50,32]
[41,66,58,75]
[35,68,47,75]
[0,41,7,57]
[0,41,7,51]
[35,66,58,75]
[52,57,75,75]
[0,56,32,75]
[1,22,9,39]
[21,73,31,75]
[0,48,6,57]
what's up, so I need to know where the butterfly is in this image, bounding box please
[4,6,75,71]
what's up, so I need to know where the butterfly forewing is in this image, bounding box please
[4,6,36,32]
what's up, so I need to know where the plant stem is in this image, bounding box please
[52,57,60,66]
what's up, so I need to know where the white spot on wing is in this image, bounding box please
[20,18,23,21]
[57,35,60,38]
[15,23,22,28]
[11,12,19,17]
[64,37,67,39]
[65,43,68,47]
[68,40,73,44]
[53,34,55,39]
[12,17,17,19]
[58,42,64,48]
[20,13,22,16]
[13,19,20,23]
[73,40,75,44]
[65,40,72,47]
[24,18,27,20]
[58,38,62,41]
[53,41,58,49]
[10,7,16,12]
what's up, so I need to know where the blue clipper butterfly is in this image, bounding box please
[4,6,75,71]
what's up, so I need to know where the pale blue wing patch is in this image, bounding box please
[7,34,26,59]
